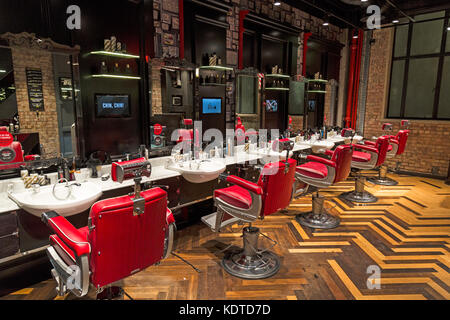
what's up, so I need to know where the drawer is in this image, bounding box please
[0,212,18,237]
[0,234,20,259]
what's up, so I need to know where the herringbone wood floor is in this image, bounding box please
[2,172,449,300]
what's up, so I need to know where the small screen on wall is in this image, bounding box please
[202,98,222,114]
[95,94,131,117]
[266,100,278,112]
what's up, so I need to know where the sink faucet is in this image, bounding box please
[58,157,73,182]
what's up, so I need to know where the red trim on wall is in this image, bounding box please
[302,32,312,76]
[179,0,185,60]
[238,10,250,70]
[345,29,363,129]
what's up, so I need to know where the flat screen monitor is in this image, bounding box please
[266,100,278,112]
[308,100,316,111]
[202,98,222,114]
[95,94,131,118]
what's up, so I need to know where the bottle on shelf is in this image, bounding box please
[100,61,108,73]
[113,63,121,74]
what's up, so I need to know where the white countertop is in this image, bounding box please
[0,142,316,215]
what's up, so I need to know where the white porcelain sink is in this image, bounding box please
[8,182,103,217]
[166,159,226,183]
[298,140,335,154]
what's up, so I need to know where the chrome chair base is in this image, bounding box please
[340,190,378,203]
[296,212,340,229]
[368,177,398,186]
[221,226,280,279]
[222,250,281,280]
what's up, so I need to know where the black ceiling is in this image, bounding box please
[283,0,450,29]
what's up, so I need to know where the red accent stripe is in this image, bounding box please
[238,10,250,70]
[179,0,185,60]
[302,32,312,76]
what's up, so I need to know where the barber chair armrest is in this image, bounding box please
[42,211,91,258]
[226,175,263,195]
[306,155,336,168]
[324,150,334,158]
[353,144,378,154]
[390,138,399,145]
[364,141,376,146]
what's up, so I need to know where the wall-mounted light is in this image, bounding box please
[274,1,281,6]
[323,14,330,26]
[447,26,450,31]
[392,19,399,24]
[0,70,6,73]
[361,0,368,2]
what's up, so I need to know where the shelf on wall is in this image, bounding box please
[200,83,227,87]
[307,90,327,94]
[265,87,290,91]
[307,79,328,83]
[89,51,140,59]
[265,74,291,79]
[91,74,141,80]
[198,65,234,71]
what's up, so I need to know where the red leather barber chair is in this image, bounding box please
[0,127,40,171]
[339,136,390,203]
[42,158,175,299]
[235,117,258,145]
[0,127,24,170]
[367,121,410,186]
[294,145,353,229]
[201,140,296,279]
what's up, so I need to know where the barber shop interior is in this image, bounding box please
[0,0,449,304]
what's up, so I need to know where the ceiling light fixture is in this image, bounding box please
[0,70,6,73]
[274,1,281,6]
[392,19,399,23]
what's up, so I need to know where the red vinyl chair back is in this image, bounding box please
[87,188,167,289]
[257,159,297,217]
[331,145,353,183]
[375,136,390,167]
[0,127,24,169]
[395,130,409,156]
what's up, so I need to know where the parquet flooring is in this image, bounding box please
[2,172,449,300]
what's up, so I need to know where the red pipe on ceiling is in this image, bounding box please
[179,0,185,60]
[238,10,250,70]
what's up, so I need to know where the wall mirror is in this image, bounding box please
[0,33,81,179]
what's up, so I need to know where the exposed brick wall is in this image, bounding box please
[153,0,180,58]
[290,115,303,131]
[364,28,450,177]
[150,58,164,116]
[10,47,60,158]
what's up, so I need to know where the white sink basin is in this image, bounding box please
[8,182,103,217]
[166,159,226,183]
[297,140,335,154]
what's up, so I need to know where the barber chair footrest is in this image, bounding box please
[340,190,378,203]
[368,177,399,186]
[295,212,340,230]
[222,250,281,280]
[201,212,239,232]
